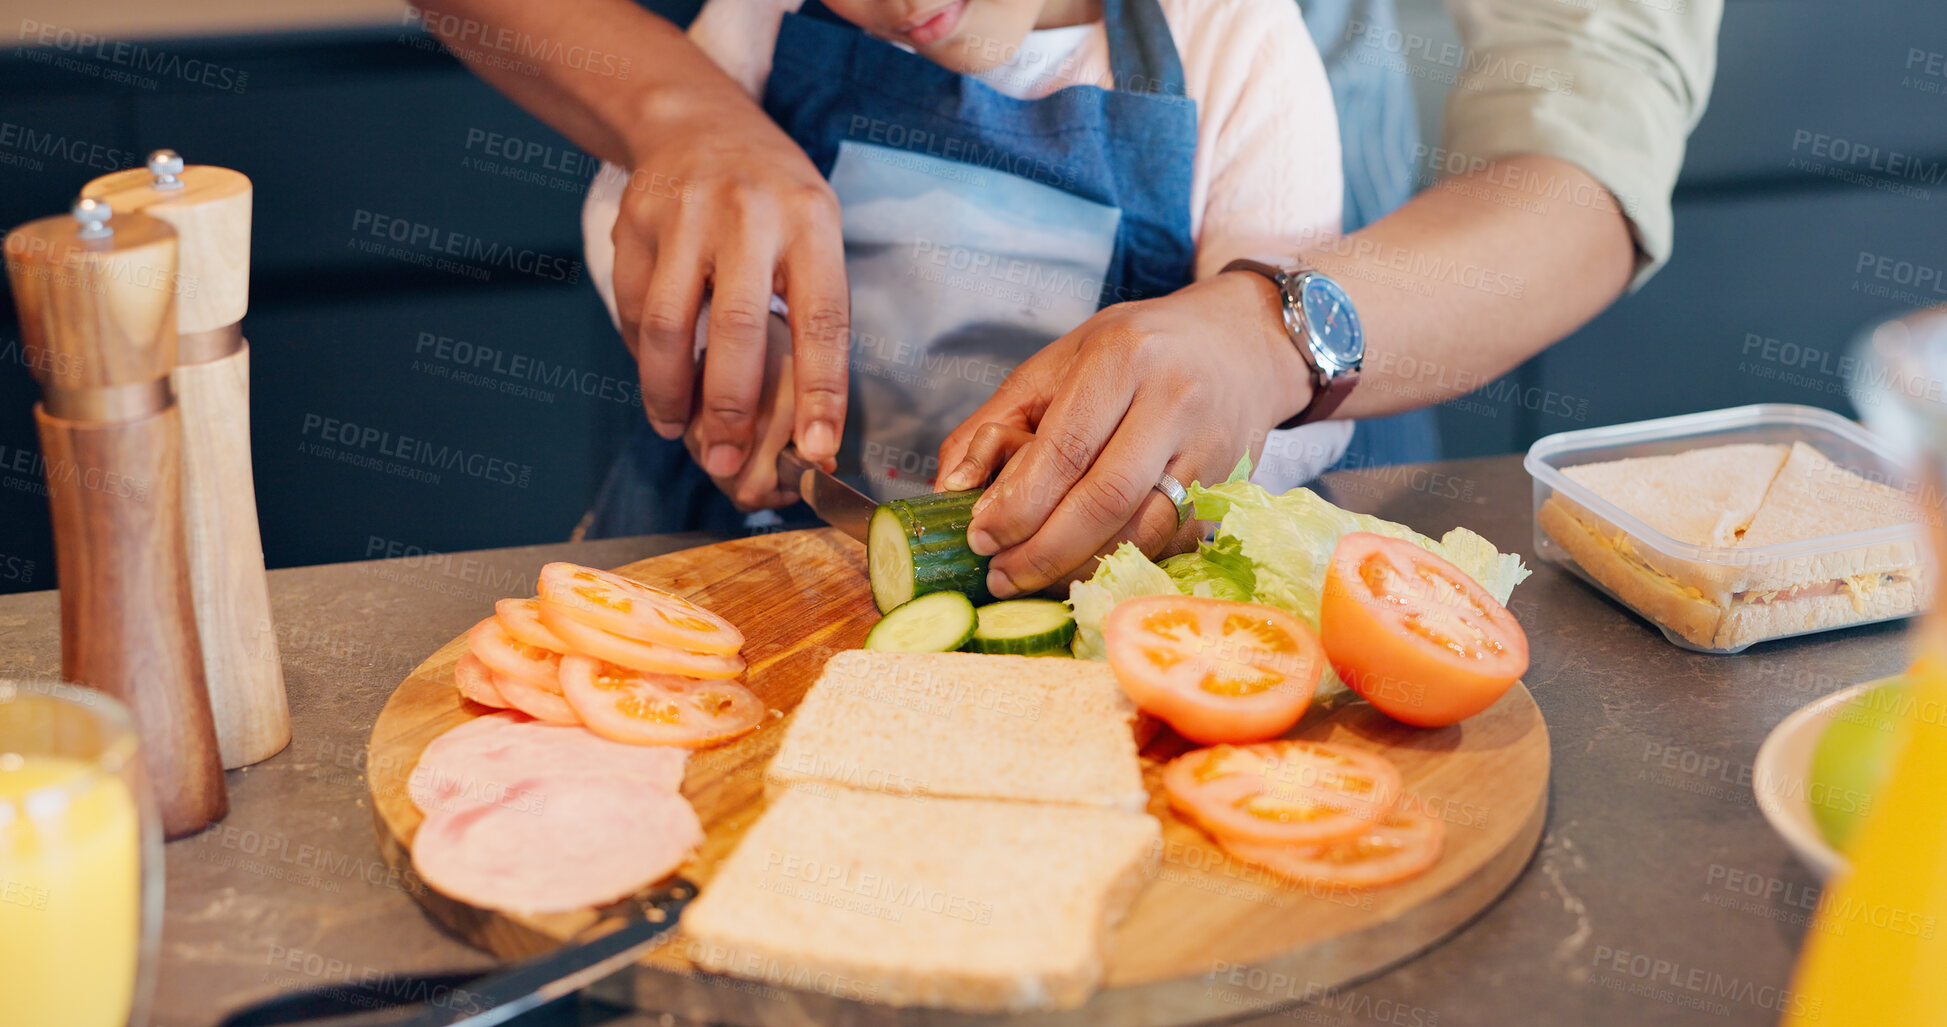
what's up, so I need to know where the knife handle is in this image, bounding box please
[175,341,290,768]
[38,402,228,838]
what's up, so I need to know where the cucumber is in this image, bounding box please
[964,599,1077,655]
[864,591,978,653]
[867,489,991,614]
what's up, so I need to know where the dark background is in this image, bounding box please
[0,0,1943,594]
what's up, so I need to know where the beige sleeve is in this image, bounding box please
[1438,0,1724,289]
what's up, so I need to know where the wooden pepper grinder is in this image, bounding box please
[85,151,290,769]
[4,198,227,837]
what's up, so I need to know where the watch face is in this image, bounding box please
[1301,275,1363,368]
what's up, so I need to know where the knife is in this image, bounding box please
[218,879,694,1027]
[777,444,876,542]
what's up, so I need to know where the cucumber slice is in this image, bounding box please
[867,490,991,613]
[964,599,1077,655]
[1022,648,1076,658]
[864,591,979,653]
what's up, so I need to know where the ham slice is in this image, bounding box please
[412,773,702,913]
[409,718,690,815]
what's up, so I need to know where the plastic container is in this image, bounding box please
[1524,403,1928,653]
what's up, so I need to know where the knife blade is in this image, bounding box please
[777,444,876,542]
[221,879,695,1027]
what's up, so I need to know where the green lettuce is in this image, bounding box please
[1065,457,1531,657]
[1160,536,1256,602]
[1067,542,1180,661]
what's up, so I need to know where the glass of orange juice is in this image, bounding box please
[0,679,161,1027]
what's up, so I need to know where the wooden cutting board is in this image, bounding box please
[367,528,1550,1026]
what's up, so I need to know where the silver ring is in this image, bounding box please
[1153,472,1192,526]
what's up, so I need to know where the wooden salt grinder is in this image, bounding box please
[85,151,289,769]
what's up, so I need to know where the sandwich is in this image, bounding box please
[681,650,1160,1012]
[1537,440,1929,650]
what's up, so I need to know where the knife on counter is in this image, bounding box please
[776,444,875,542]
[218,879,694,1027]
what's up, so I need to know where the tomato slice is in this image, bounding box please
[1219,798,1445,889]
[1320,532,1529,728]
[495,598,573,653]
[557,655,766,748]
[452,653,510,709]
[538,604,747,680]
[537,563,743,655]
[488,663,579,725]
[468,615,564,689]
[1104,596,1324,744]
[1162,741,1403,846]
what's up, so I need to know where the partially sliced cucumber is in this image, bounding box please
[964,598,1077,655]
[864,591,978,653]
[867,490,991,614]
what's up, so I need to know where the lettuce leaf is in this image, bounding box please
[1066,542,1180,660]
[1160,536,1256,602]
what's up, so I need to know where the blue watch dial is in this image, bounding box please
[1300,275,1363,367]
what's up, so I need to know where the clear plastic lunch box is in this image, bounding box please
[1524,403,1928,653]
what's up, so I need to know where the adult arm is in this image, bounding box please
[948,0,1725,596]
[1323,0,1724,416]
[417,0,849,472]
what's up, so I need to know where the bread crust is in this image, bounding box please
[1538,497,1723,647]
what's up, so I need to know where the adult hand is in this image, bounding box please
[611,82,850,476]
[935,272,1314,597]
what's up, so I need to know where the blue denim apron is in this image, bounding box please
[584,0,1431,539]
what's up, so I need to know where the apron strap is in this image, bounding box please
[1103,0,1186,97]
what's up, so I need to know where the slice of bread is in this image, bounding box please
[1561,443,1789,548]
[1713,572,1926,650]
[1735,441,1924,588]
[764,650,1147,811]
[680,787,1160,1012]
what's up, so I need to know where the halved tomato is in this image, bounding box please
[537,563,743,655]
[1320,532,1528,728]
[488,663,579,725]
[495,598,573,653]
[539,604,746,680]
[1162,741,1403,846]
[468,615,563,688]
[452,653,510,709]
[1104,595,1324,744]
[1220,797,1445,889]
[558,655,766,747]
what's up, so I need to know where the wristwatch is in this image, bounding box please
[1222,258,1363,429]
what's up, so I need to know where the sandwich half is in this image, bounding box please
[1539,441,1927,649]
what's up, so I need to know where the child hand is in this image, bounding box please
[937,271,1314,597]
[684,315,810,512]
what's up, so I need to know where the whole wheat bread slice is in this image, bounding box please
[765,650,1147,810]
[680,787,1160,1012]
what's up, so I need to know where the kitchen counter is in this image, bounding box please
[0,454,1903,1026]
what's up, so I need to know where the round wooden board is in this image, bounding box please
[369,528,1550,1026]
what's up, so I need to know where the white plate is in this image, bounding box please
[1753,679,1891,880]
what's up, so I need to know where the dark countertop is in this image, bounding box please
[0,455,1905,1026]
